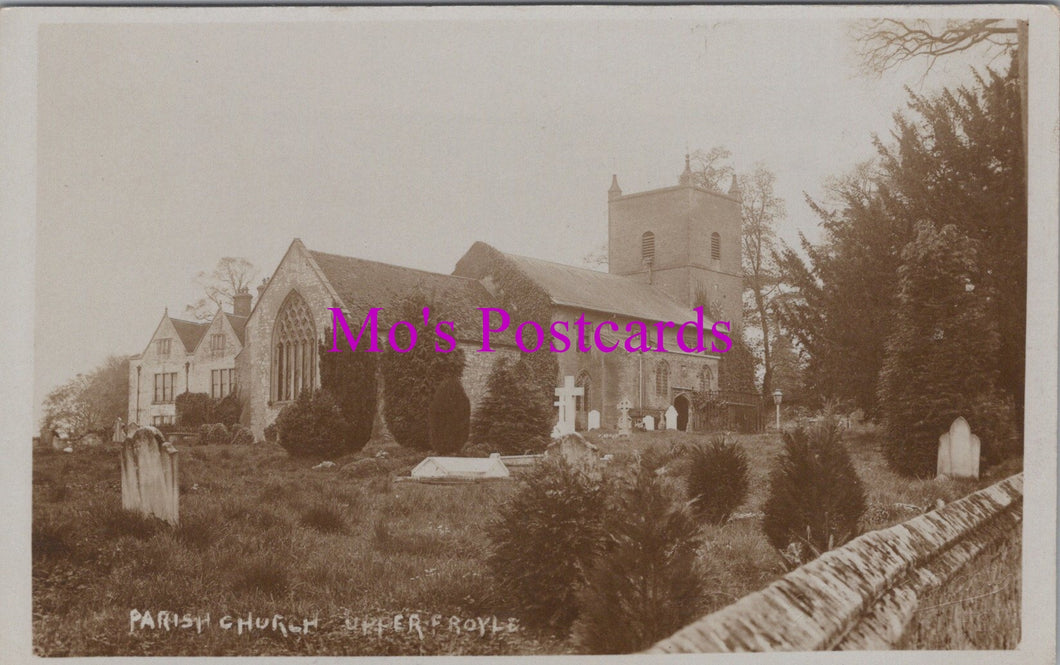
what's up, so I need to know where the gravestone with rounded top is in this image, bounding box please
[937,416,980,480]
[665,405,679,430]
[642,415,655,431]
[121,426,180,524]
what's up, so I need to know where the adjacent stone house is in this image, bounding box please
[128,294,249,426]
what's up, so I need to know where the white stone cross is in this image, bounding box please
[554,375,584,436]
[616,396,633,437]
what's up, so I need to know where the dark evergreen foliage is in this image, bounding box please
[717,333,758,394]
[487,456,612,632]
[762,418,867,563]
[228,424,255,446]
[470,355,552,454]
[427,376,471,453]
[213,393,242,426]
[572,466,704,653]
[381,294,466,449]
[878,222,1019,476]
[319,329,378,453]
[274,389,350,458]
[205,423,230,446]
[775,63,1025,419]
[686,435,750,524]
[175,392,213,428]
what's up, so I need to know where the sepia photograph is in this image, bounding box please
[2,4,1057,660]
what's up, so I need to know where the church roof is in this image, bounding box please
[309,249,503,341]
[498,252,705,324]
[224,313,248,345]
[169,317,210,353]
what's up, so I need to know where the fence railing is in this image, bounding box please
[645,473,1023,652]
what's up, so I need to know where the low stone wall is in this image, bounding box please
[646,474,1023,652]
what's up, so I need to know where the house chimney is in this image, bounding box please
[233,286,252,317]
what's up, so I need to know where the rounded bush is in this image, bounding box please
[197,423,211,445]
[428,376,471,453]
[206,423,229,446]
[686,435,750,524]
[229,425,255,446]
[263,423,278,445]
[763,417,866,565]
[274,389,350,459]
[487,456,612,631]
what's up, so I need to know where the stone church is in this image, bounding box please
[132,159,744,439]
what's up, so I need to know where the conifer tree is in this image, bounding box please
[381,294,465,449]
[878,222,1018,476]
[471,355,551,454]
[318,328,378,453]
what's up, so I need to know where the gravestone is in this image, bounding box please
[937,416,980,480]
[553,376,584,437]
[642,415,655,431]
[121,426,180,524]
[616,397,633,437]
[587,410,600,431]
[665,405,678,430]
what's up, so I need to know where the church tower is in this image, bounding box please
[607,156,743,328]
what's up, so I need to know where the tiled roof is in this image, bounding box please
[169,318,210,353]
[224,313,248,345]
[497,251,709,325]
[309,249,503,342]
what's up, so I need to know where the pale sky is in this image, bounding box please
[33,11,1007,422]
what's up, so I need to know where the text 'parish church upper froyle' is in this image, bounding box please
[129,158,745,437]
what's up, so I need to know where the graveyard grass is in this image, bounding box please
[32,424,1019,656]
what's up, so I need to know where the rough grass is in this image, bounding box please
[32,427,1018,655]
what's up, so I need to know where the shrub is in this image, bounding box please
[487,456,611,631]
[471,355,552,454]
[381,294,467,449]
[228,425,255,446]
[263,423,278,444]
[319,329,378,453]
[686,435,750,524]
[198,423,212,445]
[573,466,703,653]
[206,423,229,446]
[428,376,471,453]
[175,392,213,428]
[274,389,350,458]
[763,417,867,566]
[213,393,242,427]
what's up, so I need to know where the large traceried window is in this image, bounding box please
[272,291,317,403]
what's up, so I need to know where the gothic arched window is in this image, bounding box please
[641,231,656,264]
[711,232,721,261]
[655,360,669,398]
[272,291,317,402]
[700,365,714,392]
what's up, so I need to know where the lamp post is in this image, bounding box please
[772,389,783,430]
